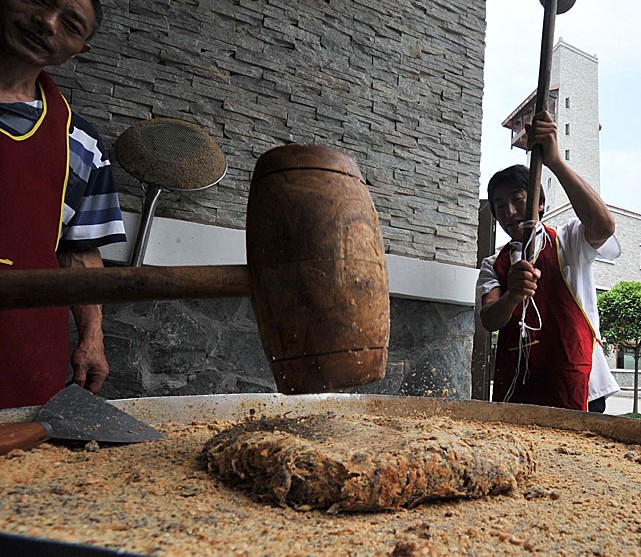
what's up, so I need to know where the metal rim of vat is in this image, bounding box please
[2,393,640,445]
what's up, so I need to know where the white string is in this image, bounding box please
[503,222,550,403]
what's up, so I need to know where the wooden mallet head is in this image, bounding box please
[247,144,390,393]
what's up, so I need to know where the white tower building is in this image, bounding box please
[501,39,601,215]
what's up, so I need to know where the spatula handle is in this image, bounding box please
[0,422,50,455]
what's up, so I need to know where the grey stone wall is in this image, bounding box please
[79,297,473,401]
[57,0,485,401]
[50,0,485,266]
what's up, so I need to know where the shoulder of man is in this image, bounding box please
[69,109,100,136]
[554,217,620,263]
[546,217,580,246]
[68,110,111,167]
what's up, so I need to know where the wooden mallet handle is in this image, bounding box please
[523,0,558,262]
[0,265,251,309]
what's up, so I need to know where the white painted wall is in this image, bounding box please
[101,212,479,307]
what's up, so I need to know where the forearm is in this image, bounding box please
[547,159,615,247]
[57,249,109,392]
[527,111,615,247]
[480,293,520,332]
[69,303,104,345]
[57,249,105,338]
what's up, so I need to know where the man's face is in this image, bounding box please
[0,0,95,68]
[492,183,543,241]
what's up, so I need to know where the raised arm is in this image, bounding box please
[525,111,615,249]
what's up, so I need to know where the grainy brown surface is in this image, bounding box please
[1,415,641,556]
[204,414,534,512]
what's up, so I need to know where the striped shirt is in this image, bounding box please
[0,100,126,250]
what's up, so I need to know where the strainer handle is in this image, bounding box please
[130,185,162,267]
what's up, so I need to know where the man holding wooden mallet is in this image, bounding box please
[476,110,620,412]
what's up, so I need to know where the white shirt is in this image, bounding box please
[475,219,621,401]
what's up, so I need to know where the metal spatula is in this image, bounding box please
[0,384,164,455]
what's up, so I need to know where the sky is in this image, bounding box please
[481,0,641,217]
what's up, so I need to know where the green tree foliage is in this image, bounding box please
[598,281,641,414]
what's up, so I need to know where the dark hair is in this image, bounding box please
[487,164,546,219]
[88,0,103,40]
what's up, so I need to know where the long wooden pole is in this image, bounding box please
[0,265,252,309]
[523,0,558,262]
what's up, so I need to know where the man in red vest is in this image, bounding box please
[0,0,126,408]
[476,110,620,412]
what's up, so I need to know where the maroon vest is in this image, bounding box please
[492,226,594,411]
[0,72,71,408]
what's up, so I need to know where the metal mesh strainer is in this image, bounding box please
[114,118,228,266]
